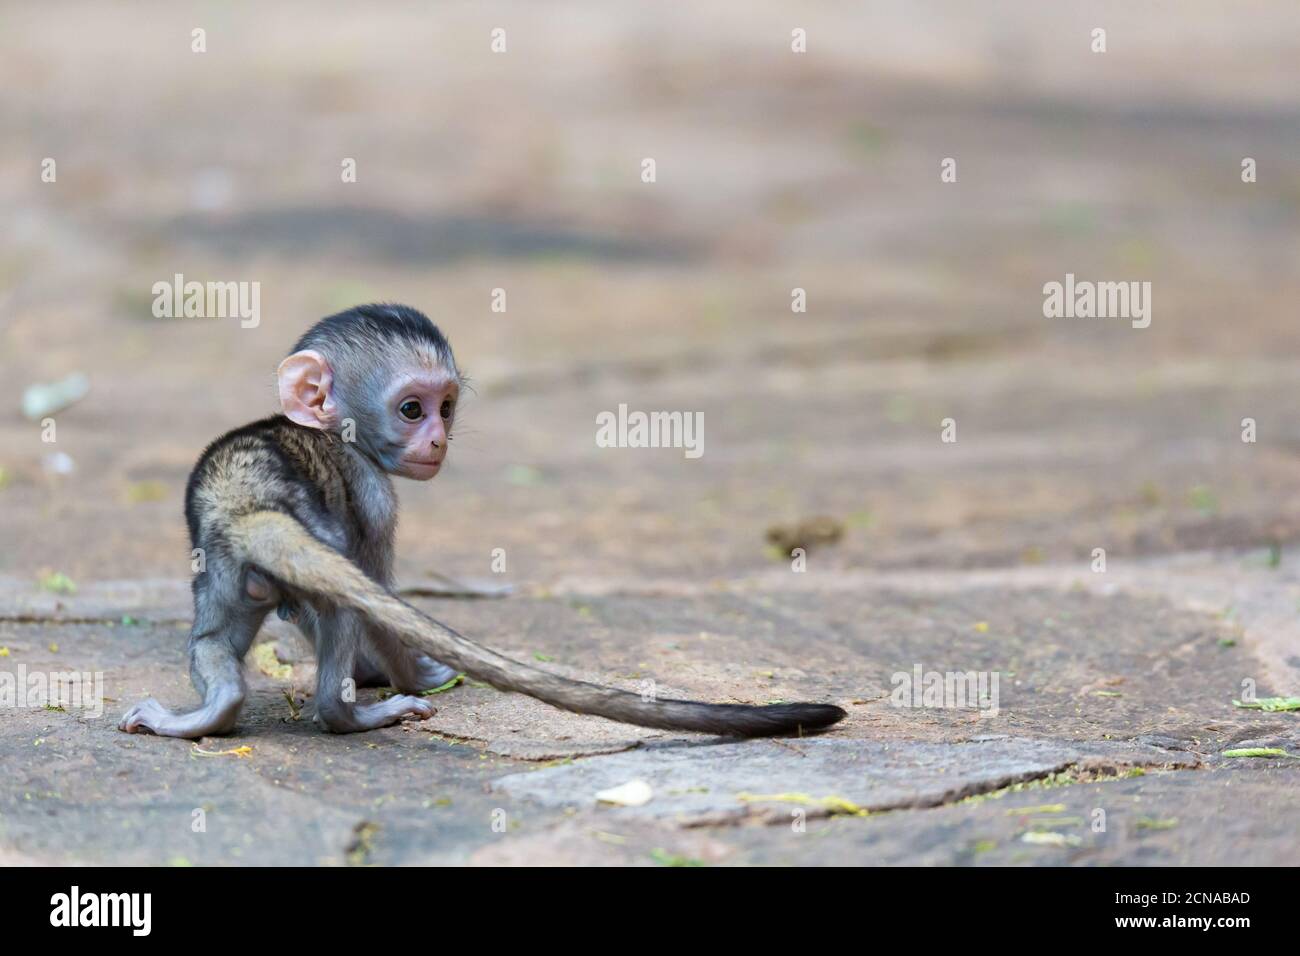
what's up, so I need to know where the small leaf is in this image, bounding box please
[1222,747,1297,759]
[1005,803,1067,816]
[650,848,705,867]
[39,571,76,595]
[1232,697,1300,712]
[420,673,465,697]
[250,643,292,680]
[191,744,253,759]
[736,791,868,816]
[1021,832,1081,847]
[595,780,654,807]
[1135,817,1178,830]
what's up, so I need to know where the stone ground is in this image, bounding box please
[2,2,1299,865]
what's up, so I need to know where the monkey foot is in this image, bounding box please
[412,656,459,691]
[118,697,238,738]
[314,694,435,733]
[359,654,458,692]
[118,698,172,734]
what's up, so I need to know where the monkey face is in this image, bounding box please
[384,371,458,481]
[275,306,462,481]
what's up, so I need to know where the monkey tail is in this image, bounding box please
[226,511,846,737]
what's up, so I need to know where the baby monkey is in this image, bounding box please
[119,304,845,738]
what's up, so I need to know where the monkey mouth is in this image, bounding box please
[402,458,442,473]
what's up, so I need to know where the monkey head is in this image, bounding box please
[276,304,460,480]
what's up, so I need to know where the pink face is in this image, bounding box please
[386,371,459,480]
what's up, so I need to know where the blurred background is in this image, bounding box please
[3,0,1300,591]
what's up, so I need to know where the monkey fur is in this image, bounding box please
[119,304,846,739]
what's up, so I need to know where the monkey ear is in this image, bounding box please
[277,350,338,429]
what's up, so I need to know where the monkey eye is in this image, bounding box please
[440,399,454,420]
[398,399,424,421]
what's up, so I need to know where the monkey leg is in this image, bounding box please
[119,575,266,738]
[310,606,434,732]
[283,601,391,691]
[271,551,385,687]
[352,645,393,688]
[359,624,459,694]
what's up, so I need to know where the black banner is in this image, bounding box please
[0,866,1275,939]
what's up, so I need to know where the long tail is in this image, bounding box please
[227,511,845,736]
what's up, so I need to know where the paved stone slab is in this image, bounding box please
[0,669,531,866]
[2,575,1291,864]
[726,763,1300,867]
[397,585,1282,752]
[473,763,1300,867]
[0,577,193,625]
[491,736,1197,825]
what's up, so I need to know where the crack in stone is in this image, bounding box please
[491,737,1200,827]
